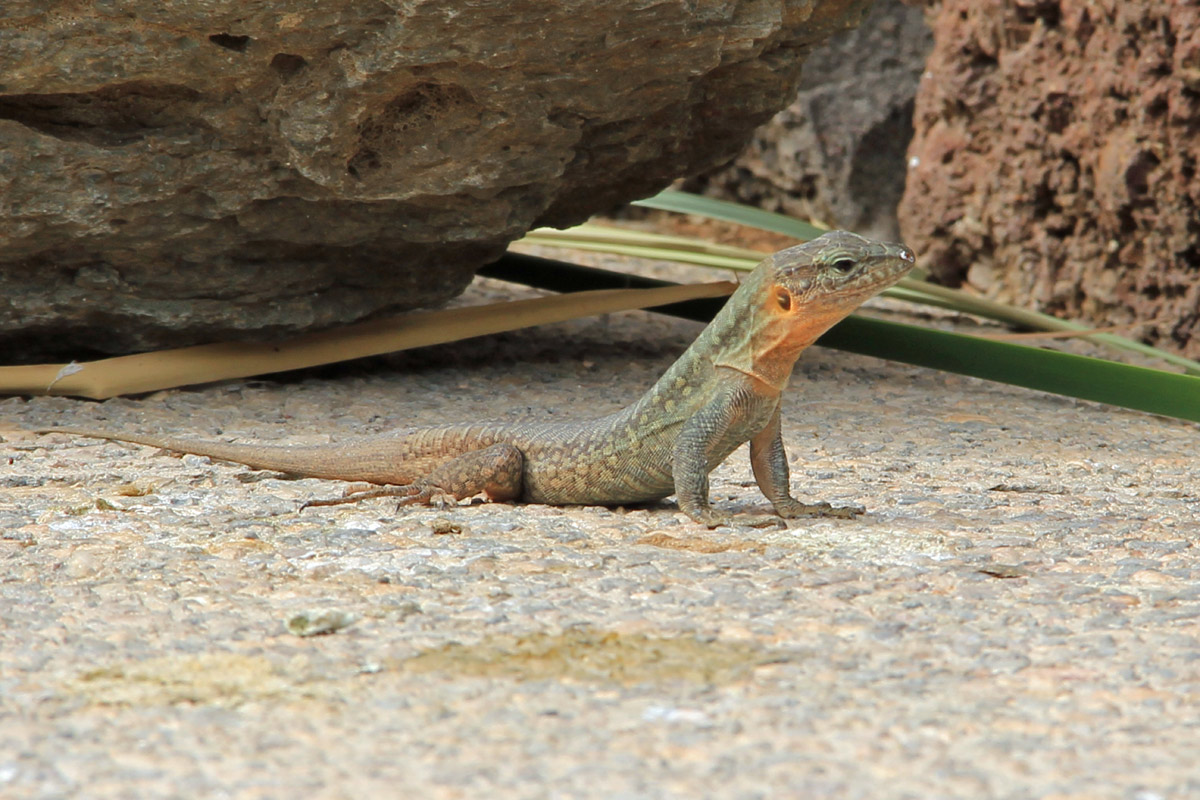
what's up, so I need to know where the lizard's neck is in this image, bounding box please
[615,269,788,419]
[607,263,849,430]
[651,263,854,396]
[691,267,806,392]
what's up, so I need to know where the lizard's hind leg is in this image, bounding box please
[302,443,524,510]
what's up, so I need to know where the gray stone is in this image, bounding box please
[1,0,871,358]
[688,0,933,240]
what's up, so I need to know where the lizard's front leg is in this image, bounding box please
[672,385,776,528]
[749,407,862,520]
[672,385,744,526]
[303,443,523,510]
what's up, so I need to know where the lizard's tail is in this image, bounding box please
[34,427,425,485]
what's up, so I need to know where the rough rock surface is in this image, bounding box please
[0,0,873,359]
[3,263,1198,798]
[900,1,1200,357]
[688,0,932,240]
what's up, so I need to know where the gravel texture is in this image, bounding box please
[2,279,1198,799]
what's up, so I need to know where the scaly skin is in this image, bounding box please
[38,231,915,526]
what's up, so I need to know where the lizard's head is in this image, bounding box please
[724,231,915,387]
[765,230,915,320]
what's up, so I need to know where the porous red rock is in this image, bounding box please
[899,1,1200,357]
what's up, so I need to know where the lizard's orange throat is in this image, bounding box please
[746,303,860,388]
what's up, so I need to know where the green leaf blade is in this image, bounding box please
[821,317,1200,423]
[633,190,828,241]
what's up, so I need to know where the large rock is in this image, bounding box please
[1,0,872,359]
[688,0,932,241]
[899,1,1200,357]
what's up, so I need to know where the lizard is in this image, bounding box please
[36,230,914,527]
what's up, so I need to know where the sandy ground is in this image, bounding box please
[2,271,1198,799]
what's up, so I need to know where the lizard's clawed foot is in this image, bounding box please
[302,483,426,510]
[774,499,864,520]
[688,510,786,530]
[680,505,735,528]
[733,514,788,530]
[692,511,732,529]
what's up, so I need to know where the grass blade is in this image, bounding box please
[633,189,828,241]
[822,317,1200,423]
[522,223,766,261]
[887,281,1200,376]
[0,281,734,399]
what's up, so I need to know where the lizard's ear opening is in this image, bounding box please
[773,286,792,312]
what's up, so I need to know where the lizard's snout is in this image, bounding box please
[882,241,915,264]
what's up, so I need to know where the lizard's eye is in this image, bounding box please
[829,257,857,275]
[774,286,792,311]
